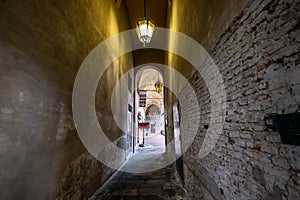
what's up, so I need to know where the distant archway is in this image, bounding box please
[134,66,165,153]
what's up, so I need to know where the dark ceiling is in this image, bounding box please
[124,0,168,28]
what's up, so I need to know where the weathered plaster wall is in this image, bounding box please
[0,37,85,200]
[0,0,133,199]
[0,0,129,88]
[174,0,300,199]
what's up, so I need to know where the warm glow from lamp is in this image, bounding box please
[154,81,163,93]
[136,18,155,46]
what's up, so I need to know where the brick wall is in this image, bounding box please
[180,0,300,199]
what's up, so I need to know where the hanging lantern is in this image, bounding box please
[136,0,155,46]
[154,80,163,93]
[136,18,155,46]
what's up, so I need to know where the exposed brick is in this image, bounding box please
[180,0,300,199]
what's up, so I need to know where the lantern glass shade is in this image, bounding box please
[136,18,155,46]
[154,81,163,93]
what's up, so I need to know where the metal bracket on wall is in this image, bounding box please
[265,113,300,145]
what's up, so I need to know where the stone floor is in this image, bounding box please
[135,133,166,154]
[89,150,189,200]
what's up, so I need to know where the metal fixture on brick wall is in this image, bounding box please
[265,113,300,145]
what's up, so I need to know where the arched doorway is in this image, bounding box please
[134,67,166,153]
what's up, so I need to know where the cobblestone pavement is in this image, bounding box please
[89,152,189,200]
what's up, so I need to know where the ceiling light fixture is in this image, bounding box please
[136,0,155,46]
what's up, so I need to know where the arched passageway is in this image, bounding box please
[135,67,166,154]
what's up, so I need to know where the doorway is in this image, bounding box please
[135,67,166,154]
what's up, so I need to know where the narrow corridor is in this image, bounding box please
[0,0,299,199]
